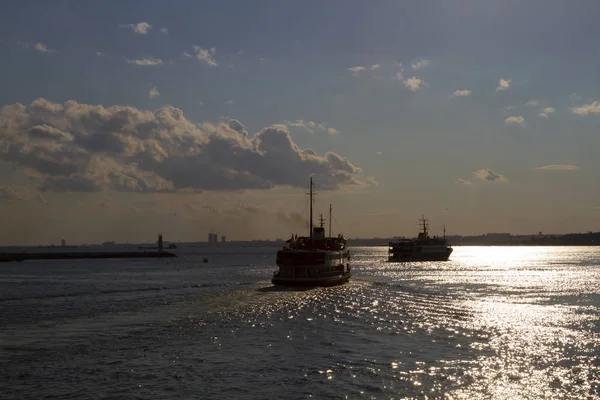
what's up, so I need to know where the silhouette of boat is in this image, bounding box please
[272,178,351,286]
[388,215,453,261]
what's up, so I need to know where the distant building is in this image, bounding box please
[208,233,219,243]
[221,236,226,242]
[61,239,66,247]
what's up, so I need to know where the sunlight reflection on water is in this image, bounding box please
[1,246,600,398]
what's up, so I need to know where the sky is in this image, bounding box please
[1,0,600,245]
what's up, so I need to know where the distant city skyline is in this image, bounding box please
[1,1,599,245]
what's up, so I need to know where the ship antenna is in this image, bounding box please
[329,203,332,238]
[319,214,325,228]
[309,177,314,241]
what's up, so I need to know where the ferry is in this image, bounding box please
[272,178,351,287]
[388,215,453,262]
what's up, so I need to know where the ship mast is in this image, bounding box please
[309,177,314,241]
[329,204,332,238]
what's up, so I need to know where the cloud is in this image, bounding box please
[125,57,164,66]
[348,66,366,76]
[96,52,104,57]
[121,22,152,35]
[474,169,508,182]
[525,100,540,107]
[0,99,369,193]
[160,27,169,35]
[411,59,430,70]
[452,90,472,97]
[535,165,578,171]
[148,87,160,98]
[455,178,474,185]
[369,64,380,71]
[285,120,340,135]
[504,116,525,127]
[225,100,234,105]
[34,42,55,54]
[376,151,383,156]
[190,46,217,66]
[495,78,511,91]
[0,185,40,202]
[227,120,248,137]
[571,101,600,115]
[537,107,555,119]
[404,77,425,92]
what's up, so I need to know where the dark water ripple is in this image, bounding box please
[1,246,600,399]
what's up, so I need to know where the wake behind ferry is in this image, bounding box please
[272,178,351,287]
[388,215,453,262]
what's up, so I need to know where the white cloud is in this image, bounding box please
[125,57,164,66]
[455,178,474,185]
[504,116,525,127]
[34,42,55,54]
[535,165,578,171]
[121,22,152,35]
[96,52,104,57]
[160,27,168,35]
[148,87,160,98]
[474,169,508,183]
[395,71,404,81]
[404,77,425,92]
[452,90,472,97]
[411,59,430,70]
[0,99,370,192]
[537,107,555,119]
[348,66,366,76]
[285,120,340,135]
[525,100,540,107]
[376,151,383,156]
[571,101,600,115]
[191,46,217,66]
[369,64,380,71]
[495,78,511,91]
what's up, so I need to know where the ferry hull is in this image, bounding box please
[388,248,453,262]
[272,273,351,287]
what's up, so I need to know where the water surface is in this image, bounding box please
[1,246,599,399]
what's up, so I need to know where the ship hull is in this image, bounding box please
[388,248,453,262]
[272,272,351,287]
[273,248,351,287]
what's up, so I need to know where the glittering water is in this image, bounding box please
[1,246,599,399]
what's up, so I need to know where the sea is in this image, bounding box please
[1,246,599,399]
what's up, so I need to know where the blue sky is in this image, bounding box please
[1,0,599,244]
